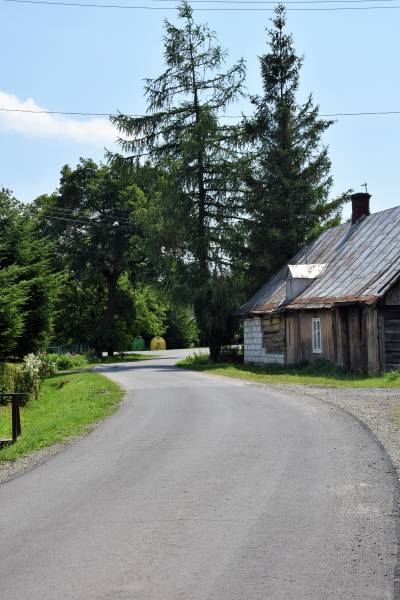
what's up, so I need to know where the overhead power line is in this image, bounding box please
[3,0,400,9]
[2,106,400,118]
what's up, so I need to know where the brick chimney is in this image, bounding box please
[351,192,371,224]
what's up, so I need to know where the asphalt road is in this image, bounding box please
[1,349,399,599]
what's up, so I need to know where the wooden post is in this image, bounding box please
[12,394,21,443]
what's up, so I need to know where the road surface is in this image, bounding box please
[1,349,399,599]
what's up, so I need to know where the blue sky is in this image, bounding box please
[1,0,399,219]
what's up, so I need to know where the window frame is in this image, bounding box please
[312,318,322,354]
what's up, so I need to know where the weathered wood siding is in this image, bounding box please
[379,306,400,369]
[385,280,400,305]
[346,307,368,371]
[379,280,400,370]
[284,306,379,372]
[262,315,286,354]
[285,309,335,364]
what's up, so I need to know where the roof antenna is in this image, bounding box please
[361,182,368,193]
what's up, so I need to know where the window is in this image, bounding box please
[312,318,322,353]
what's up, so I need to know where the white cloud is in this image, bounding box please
[0,91,117,145]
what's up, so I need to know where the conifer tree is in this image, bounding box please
[244,4,347,294]
[111,1,246,359]
[111,1,246,287]
[0,188,61,359]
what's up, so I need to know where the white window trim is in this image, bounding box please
[312,318,322,354]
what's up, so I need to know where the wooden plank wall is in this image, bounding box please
[366,308,380,373]
[380,306,400,369]
[261,315,286,354]
[385,280,400,305]
[287,310,335,364]
[346,307,367,371]
[263,306,380,371]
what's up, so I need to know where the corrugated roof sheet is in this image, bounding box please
[237,205,400,316]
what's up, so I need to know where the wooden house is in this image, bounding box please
[237,193,400,372]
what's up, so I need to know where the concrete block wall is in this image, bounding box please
[244,317,285,365]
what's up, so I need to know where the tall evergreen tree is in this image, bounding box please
[244,4,347,294]
[0,188,61,359]
[111,1,247,358]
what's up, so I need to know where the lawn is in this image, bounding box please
[177,353,400,388]
[0,372,123,461]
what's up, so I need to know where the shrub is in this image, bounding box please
[181,352,211,366]
[0,360,40,406]
[219,345,244,364]
[38,353,58,378]
[0,363,20,404]
[383,370,400,383]
[54,353,88,370]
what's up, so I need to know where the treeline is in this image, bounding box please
[0,4,347,361]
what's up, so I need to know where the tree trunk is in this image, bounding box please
[209,340,221,363]
[188,26,209,285]
[97,271,120,357]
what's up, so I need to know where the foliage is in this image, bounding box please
[0,5,349,363]
[0,264,28,359]
[34,159,154,356]
[0,360,40,406]
[129,282,168,340]
[0,363,20,404]
[50,353,88,371]
[194,276,238,361]
[111,1,247,360]
[0,372,123,461]
[0,188,63,360]
[243,5,348,294]
[164,305,199,349]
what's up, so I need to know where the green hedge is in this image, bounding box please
[0,362,40,406]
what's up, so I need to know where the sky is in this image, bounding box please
[1,0,399,220]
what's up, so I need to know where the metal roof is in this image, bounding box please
[237,205,400,316]
[287,263,328,279]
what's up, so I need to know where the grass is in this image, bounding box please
[177,353,400,388]
[87,353,158,366]
[0,372,123,461]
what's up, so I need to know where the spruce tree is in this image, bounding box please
[244,4,347,294]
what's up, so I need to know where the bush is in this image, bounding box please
[54,353,88,370]
[219,345,244,363]
[0,363,20,404]
[38,353,58,378]
[0,360,40,405]
[383,370,400,383]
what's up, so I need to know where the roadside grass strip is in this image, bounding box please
[87,353,158,366]
[0,372,123,461]
[178,353,400,388]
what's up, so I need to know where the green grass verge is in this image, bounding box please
[87,353,158,366]
[177,353,400,388]
[0,372,123,461]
